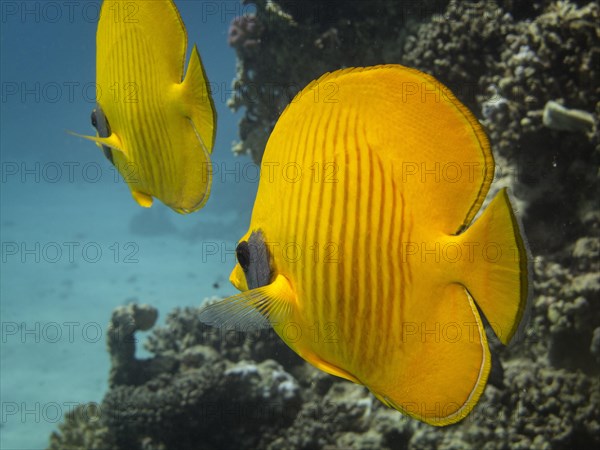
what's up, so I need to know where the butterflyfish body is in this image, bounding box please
[73,0,216,213]
[200,65,530,426]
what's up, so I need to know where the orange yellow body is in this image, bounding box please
[72,0,216,213]
[203,65,529,425]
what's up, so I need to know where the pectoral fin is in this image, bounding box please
[198,274,295,331]
[69,131,127,157]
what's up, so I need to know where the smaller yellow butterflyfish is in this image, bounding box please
[72,0,216,214]
[199,65,530,426]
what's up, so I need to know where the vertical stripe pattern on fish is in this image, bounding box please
[200,65,530,426]
[71,0,216,213]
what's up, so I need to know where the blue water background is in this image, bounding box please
[0,2,258,448]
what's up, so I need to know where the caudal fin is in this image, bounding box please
[459,189,530,344]
[180,45,217,155]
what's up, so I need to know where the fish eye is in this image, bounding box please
[91,110,97,129]
[236,241,251,271]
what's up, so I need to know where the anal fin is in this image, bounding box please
[301,350,360,384]
[131,190,153,208]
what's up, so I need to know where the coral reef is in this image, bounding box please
[229,0,599,256]
[49,262,600,450]
[48,403,112,450]
[398,0,600,256]
[543,101,596,134]
[50,1,599,449]
[227,0,443,163]
[228,14,264,51]
[49,251,600,450]
[106,303,160,386]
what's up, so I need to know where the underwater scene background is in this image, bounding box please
[1,0,598,449]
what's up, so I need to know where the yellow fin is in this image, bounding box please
[301,350,360,384]
[198,274,295,331]
[459,188,530,344]
[68,131,127,157]
[178,44,217,154]
[371,285,490,426]
[131,190,153,208]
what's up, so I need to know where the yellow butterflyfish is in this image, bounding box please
[72,0,216,213]
[199,65,530,426]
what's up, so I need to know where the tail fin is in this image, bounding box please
[180,45,217,155]
[458,188,530,345]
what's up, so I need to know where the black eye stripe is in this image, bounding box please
[90,105,115,165]
[236,241,251,271]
